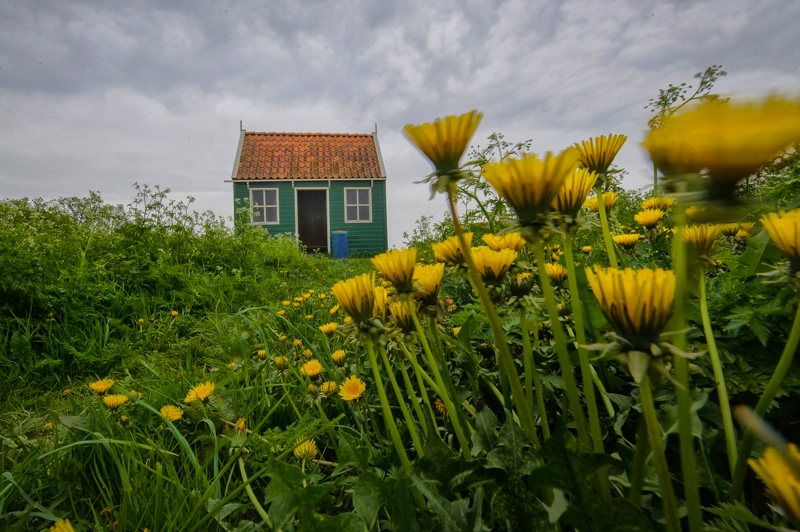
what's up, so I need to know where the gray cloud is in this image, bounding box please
[1,0,799,247]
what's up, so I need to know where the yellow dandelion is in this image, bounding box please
[761,209,800,268]
[319,322,337,335]
[483,150,578,226]
[339,375,367,402]
[160,405,184,422]
[642,196,675,211]
[736,229,749,239]
[402,110,483,174]
[130,390,142,398]
[137,318,144,324]
[102,394,128,410]
[471,247,518,284]
[740,222,756,234]
[308,289,315,294]
[277,310,286,316]
[294,297,304,303]
[331,349,347,366]
[685,205,707,222]
[293,303,300,308]
[551,167,599,219]
[50,519,75,532]
[573,134,627,175]
[374,285,389,320]
[683,224,722,257]
[482,232,526,252]
[586,266,675,351]
[720,223,740,237]
[44,421,54,430]
[320,381,338,394]
[544,263,568,283]
[235,417,246,431]
[634,209,666,229]
[435,398,450,421]
[274,356,289,370]
[511,272,535,298]
[184,381,215,403]
[304,349,314,359]
[293,438,319,461]
[257,349,267,359]
[293,339,304,348]
[228,362,238,370]
[413,262,445,305]
[305,314,314,320]
[330,305,340,314]
[584,191,618,213]
[453,326,462,337]
[282,300,290,306]
[344,316,352,323]
[171,310,178,317]
[89,378,115,395]
[749,444,800,526]
[371,248,418,294]
[582,246,592,254]
[331,273,377,324]
[613,234,642,250]
[389,301,416,334]
[300,359,324,379]
[278,335,287,342]
[432,233,473,266]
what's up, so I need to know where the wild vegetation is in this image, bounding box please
[4,92,800,532]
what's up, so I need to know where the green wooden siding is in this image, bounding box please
[232,180,388,255]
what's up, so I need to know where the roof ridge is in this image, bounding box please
[246,131,372,137]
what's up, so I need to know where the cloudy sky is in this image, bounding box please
[1,0,799,246]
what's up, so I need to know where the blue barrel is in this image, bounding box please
[332,231,348,259]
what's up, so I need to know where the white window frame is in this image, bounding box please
[250,188,280,225]
[344,187,372,223]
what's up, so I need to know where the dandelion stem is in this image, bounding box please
[446,190,540,449]
[596,183,618,268]
[378,344,425,457]
[315,402,339,454]
[408,300,472,459]
[639,372,681,532]
[239,457,270,524]
[280,375,302,420]
[396,346,428,437]
[731,294,800,501]
[428,317,474,434]
[699,265,737,476]
[520,308,550,439]
[365,342,413,474]
[399,340,439,428]
[531,239,591,450]
[627,417,649,507]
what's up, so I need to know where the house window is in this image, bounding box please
[344,188,371,223]
[251,188,279,225]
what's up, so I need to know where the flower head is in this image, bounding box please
[103,394,128,410]
[642,196,675,211]
[551,167,599,219]
[185,381,215,403]
[274,356,289,370]
[749,444,800,526]
[403,111,483,187]
[482,232,526,252]
[130,390,142,398]
[584,192,618,213]
[761,209,800,269]
[293,438,319,461]
[736,229,749,239]
[89,378,115,395]
[304,349,314,359]
[331,350,347,366]
[435,398,450,421]
[586,267,675,352]
[413,263,445,305]
[160,405,184,422]
[582,246,592,254]
[330,305,340,314]
[483,150,578,227]
[511,272,535,298]
[257,349,267,360]
[50,519,75,532]
[389,301,416,334]
[740,222,756,234]
[634,209,666,229]
[339,375,366,402]
[320,381,338,395]
[300,359,324,379]
[332,273,377,324]
[683,224,722,257]
[613,234,642,250]
[544,263,568,284]
[471,247,518,285]
[685,205,707,222]
[319,322,337,335]
[371,248,418,294]
[293,339,304,349]
[432,233,472,266]
[720,223,740,237]
[282,300,290,306]
[171,310,179,317]
[452,326,462,337]
[574,134,627,176]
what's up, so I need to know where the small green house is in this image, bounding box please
[227,126,389,255]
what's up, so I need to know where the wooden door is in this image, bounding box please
[297,190,328,253]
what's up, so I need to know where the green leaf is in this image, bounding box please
[332,432,370,477]
[730,230,769,279]
[704,501,778,531]
[470,404,499,457]
[411,477,470,532]
[299,512,367,532]
[352,473,418,532]
[457,314,477,354]
[9,331,33,360]
[485,412,536,476]
[561,498,655,532]
[659,390,708,441]
[417,421,484,497]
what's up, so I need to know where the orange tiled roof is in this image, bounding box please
[235,132,384,180]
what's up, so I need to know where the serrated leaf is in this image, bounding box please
[352,473,418,532]
[731,230,770,279]
[470,405,499,457]
[485,413,536,476]
[560,498,654,532]
[332,432,370,477]
[299,512,367,532]
[411,477,470,532]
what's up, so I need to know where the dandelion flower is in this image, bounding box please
[720,223,741,237]
[330,305,340,314]
[374,286,389,320]
[413,263,445,305]
[613,234,642,250]
[586,267,675,351]
[185,381,215,403]
[304,349,314,359]
[683,224,722,257]
[339,375,367,402]
[582,246,592,254]
[257,349,267,359]
[642,196,675,211]
[761,209,800,268]
[634,209,666,229]
[277,310,286,316]
[452,326,462,337]
[102,394,128,410]
[435,398,449,421]
[344,316,352,323]
[482,232,526,252]
[403,110,483,175]
[170,310,178,317]
[584,192,618,213]
[736,229,749,239]
[293,339,304,349]
[278,335,287,342]
[274,356,289,370]
[471,247,518,285]
[544,263,568,283]
[130,390,142,398]
[282,300,291,306]
[749,445,800,526]
[331,273,377,324]
[320,381,338,394]
[50,519,75,532]
[300,359,324,379]
[371,248,418,294]
[740,222,756,234]
[574,134,627,175]
[389,301,416,334]
[551,167,599,219]
[331,350,347,366]
[305,314,314,320]
[511,272,535,298]
[483,150,578,226]
[432,233,472,266]
[160,405,184,422]
[293,438,319,461]
[294,297,304,303]
[319,322,337,335]
[89,378,115,395]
